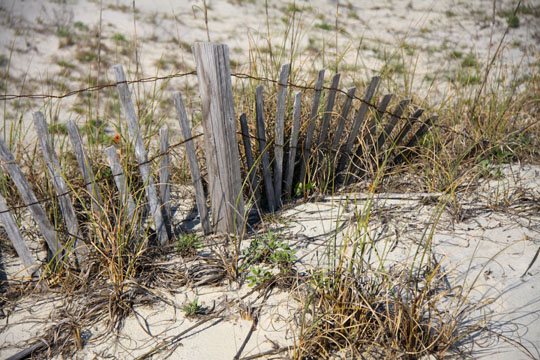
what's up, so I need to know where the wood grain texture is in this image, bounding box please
[298,69,325,186]
[173,91,211,235]
[0,137,63,259]
[192,43,246,234]
[159,126,171,236]
[375,98,410,155]
[0,193,39,277]
[104,146,137,222]
[331,86,356,150]
[392,108,424,150]
[318,73,341,146]
[284,91,302,199]
[239,113,261,205]
[255,85,276,212]
[273,63,290,207]
[393,115,437,165]
[33,112,85,259]
[112,64,168,245]
[66,120,102,210]
[357,94,393,160]
[337,76,380,178]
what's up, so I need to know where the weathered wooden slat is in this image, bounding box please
[255,85,276,212]
[273,63,290,207]
[0,193,39,277]
[355,94,394,165]
[391,108,425,150]
[375,98,410,156]
[66,120,102,210]
[33,113,86,258]
[284,91,302,199]
[331,86,356,151]
[192,42,246,234]
[159,126,172,237]
[239,113,261,205]
[393,115,438,165]
[318,73,341,146]
[112,64,169,245]
[337,76,380,179]
[104,146,137,222]
[173,91,211,235]
[298,69,325,187]
[0,137,63,260]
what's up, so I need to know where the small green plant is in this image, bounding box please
[294,181,315,197]
[112,33,127,42]
[315,22,333,31]
[478,159,503,179]
[506,13,519,28]
[183,297,203,316]
[175,233,201,256]
[48,123,68,135]
[243,230,295,269]
[74,21,88,31]
[56,27,70,37]
[246,266,273,287]
[461,53,478,68]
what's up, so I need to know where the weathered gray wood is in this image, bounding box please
[298,69,325,186]
[112,64,168,245]
[331,87,356,151]
[284,91,302,199]
[0,194,39,277]
[393,115,438,165]
[173,91,211,235]
[356,94,393,162]
[255,85,276,212]
[375,98,410,155]
[0,137,63,260]
[33,112,86,258]
[337,76,380,178]
[159,126,171,235]
[239,113,261,205]
[104,146,137,222]
[391,108,425,149]
[273,63,290,207]
[192,42,246,234]
[318,73,341,146]
[5,340,47,360]
[66,120,102,210]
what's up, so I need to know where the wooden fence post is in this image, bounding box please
[318,73,341,146]
[159,126,172,237]
[192,42,245,234]
[255,85,276,212]
[0,194,39,277]
[0,137,64,261]
[273,63,290,207]
[239,113,261,205]
[284,91,303,199]
[33,112,87,259]
[298,69,325,187]
[66,120,102,211]
[337,76,380,182]
[104,146,138,224]
[112,64,169,245]
[173,91,212,235]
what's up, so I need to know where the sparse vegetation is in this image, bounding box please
[0,0,538,359]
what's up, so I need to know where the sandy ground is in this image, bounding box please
[0,0,539,359]
[0,0,539,138]
[0,164,539,359]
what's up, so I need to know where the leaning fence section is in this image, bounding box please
[0,42,436,277]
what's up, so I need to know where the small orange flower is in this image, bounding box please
[113,134,121,144]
